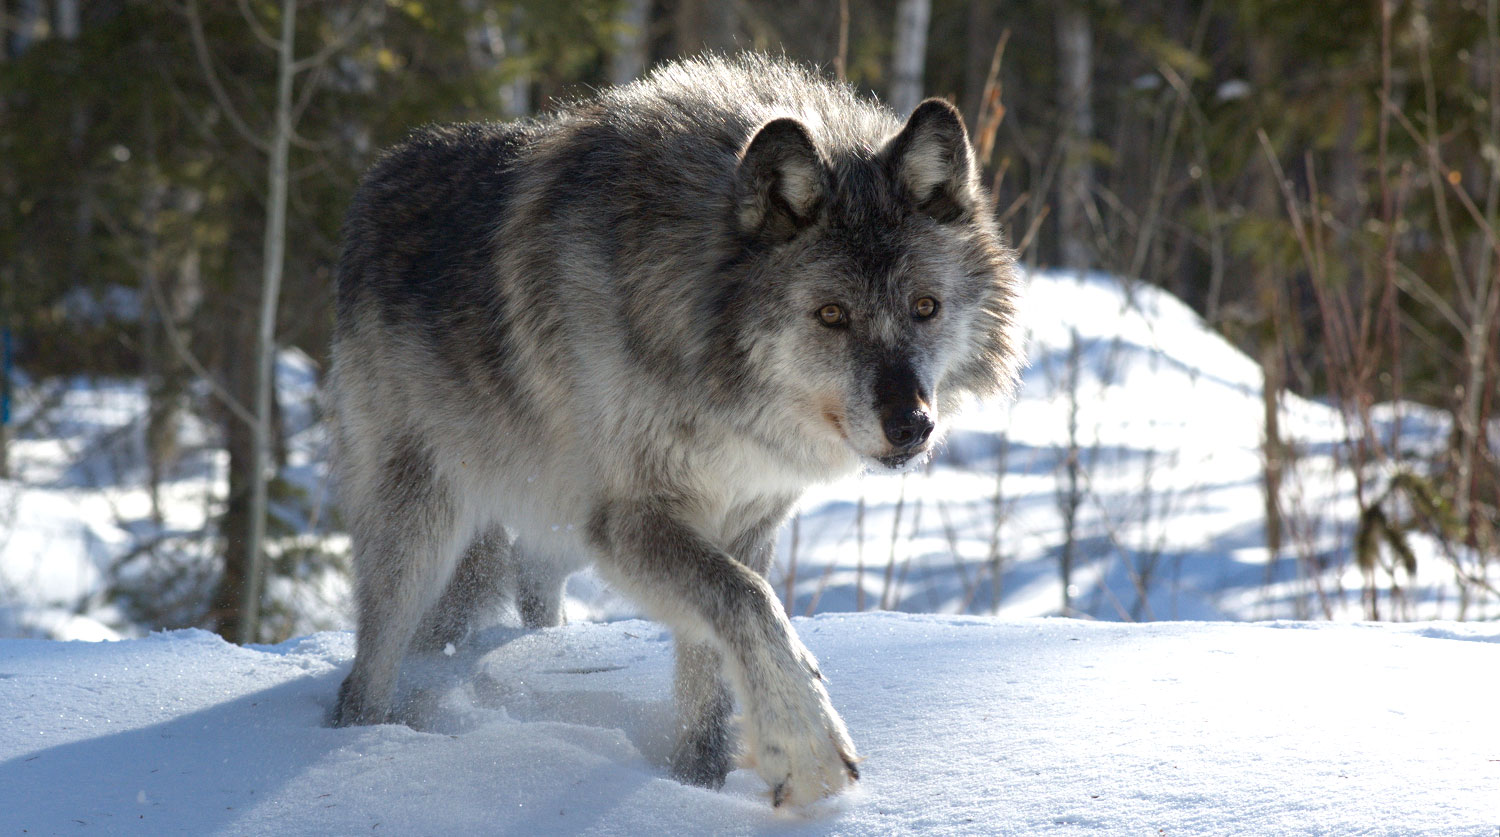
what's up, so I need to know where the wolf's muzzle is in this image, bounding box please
[873,352,934,453]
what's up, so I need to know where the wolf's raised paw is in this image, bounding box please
[745,677,859,808]
[764,729,860,808]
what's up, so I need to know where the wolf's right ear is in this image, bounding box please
[734,118,830,242]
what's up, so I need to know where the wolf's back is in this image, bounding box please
[335,55,904,332]
[335,121,535,337]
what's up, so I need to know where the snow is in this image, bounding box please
[2,616,1496,834]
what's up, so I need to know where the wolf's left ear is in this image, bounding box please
[885,98,980,224]
[734,117,830,242]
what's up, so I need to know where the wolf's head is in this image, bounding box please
[727,98,1023,472]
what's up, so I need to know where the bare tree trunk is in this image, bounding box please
[145,245,201,521]
[498,15,530,119]
[610,0,651,86]
[1246,34,1289,591]
[889,0,931,116]
[9,0,41,56]
[1260,341,1285,565]
[138,92,203,522]
[209,305,257,640]
[962,0,995,134]
[1056,2,1093,272]
[140,99,169,520]
[206,192,259,640]
[1059,330,1084,615]
[1453,0,1500,584]
[236,0,299,644]
[56,0,79,39]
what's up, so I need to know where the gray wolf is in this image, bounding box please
[329,53,1022,807]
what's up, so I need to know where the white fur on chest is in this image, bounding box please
[677,427,857,543]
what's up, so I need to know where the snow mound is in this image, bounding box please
[3,616,1495,835]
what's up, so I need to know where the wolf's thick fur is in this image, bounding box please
[330,54,1022,806]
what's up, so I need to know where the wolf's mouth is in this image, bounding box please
[874,449,927,470]
[822,409,848,440]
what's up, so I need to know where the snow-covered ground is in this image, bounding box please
[3,615,1496,834]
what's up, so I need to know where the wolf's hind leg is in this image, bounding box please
[516,546,570,628]
[668,641,735,788]
[411,526,512,652]
[333,438,467,727]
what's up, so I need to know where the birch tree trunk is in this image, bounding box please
[890,0,931,116]
[9,0,41,56]
[498,15,530,119]
[1056,3,1094,273]
[55,0,78,39]
[239,0,298,643]
[610,0,650,86]
[1451,0,1500,593]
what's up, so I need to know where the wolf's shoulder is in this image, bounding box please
[337,121,541,320]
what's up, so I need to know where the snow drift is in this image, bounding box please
[2,615,1496,834]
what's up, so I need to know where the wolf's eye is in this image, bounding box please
[912,297,939,319]
[817,304,848,327]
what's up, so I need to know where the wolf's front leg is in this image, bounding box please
[668,506,790,788]
[591,502,858,807]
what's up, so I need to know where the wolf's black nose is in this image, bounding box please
[883,409,934,450]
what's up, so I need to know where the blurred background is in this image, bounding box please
[0,0,1495,643]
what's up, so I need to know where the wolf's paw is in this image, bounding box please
[669,722,734,790]
[743,673,859,808]
[330,673,388,727]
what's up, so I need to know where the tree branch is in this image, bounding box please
[235,0,281,52]
[185,0,270,153]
